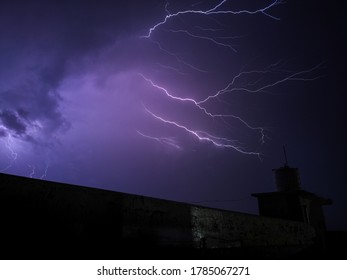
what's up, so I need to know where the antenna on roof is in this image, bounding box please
[283,145,289,167]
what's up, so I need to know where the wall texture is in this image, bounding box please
[191,206,316,257]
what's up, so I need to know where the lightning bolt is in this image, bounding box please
[197,63,324,104]
[144,106,262,158]
[27,162,49,179]
[147,38,208,73]
[193,26,224,32]
[28,164,36,178]
[136,130,181,150]
[163,29,237,52]
[120,0,322,159]
[133,0,324,157]
[0,134,18,173]
[156,63,187,76]
[26,162,49,180]
[139,0,284,76]
[40,162,49,180]
[142,0,284,39]
[138,60,322,154]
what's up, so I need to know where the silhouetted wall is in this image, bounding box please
[191,207,315,249]
[0,173,316,259]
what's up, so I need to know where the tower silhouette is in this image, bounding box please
[252,146,332,246]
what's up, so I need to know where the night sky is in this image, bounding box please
[0,0,346,230]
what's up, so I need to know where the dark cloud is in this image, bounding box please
[0,77,69,144]
[0,0,142,145]
[16,108,30,120]
[0,110,26,135]
[0,0,345,231]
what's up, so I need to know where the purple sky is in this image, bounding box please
[1,0,346,230]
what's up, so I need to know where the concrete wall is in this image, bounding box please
[191,206,316,249]
[121,194,193,248]
[0,173,316,258]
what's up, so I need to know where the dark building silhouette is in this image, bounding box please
[252,163,332,247]
[0,163,345,259]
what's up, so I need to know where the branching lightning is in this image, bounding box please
[147,38,208,73]
[0,0,322,181]
[0,134,18,172]
[138,62,322,152]
[138,70,267,151]
[27,162,49,179]
[164,29,237,52]
[197,64,324,104]
[28,164,36,178]
[144,106,262,158]
[142,0,284,39]
[140,0,284,75]
[40,163,49,179]
[0,124,50,179]
[137,130,181,150]
[135,0,322,157]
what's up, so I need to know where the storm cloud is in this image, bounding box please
[0,0,346,231]
[0,109,26,135]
